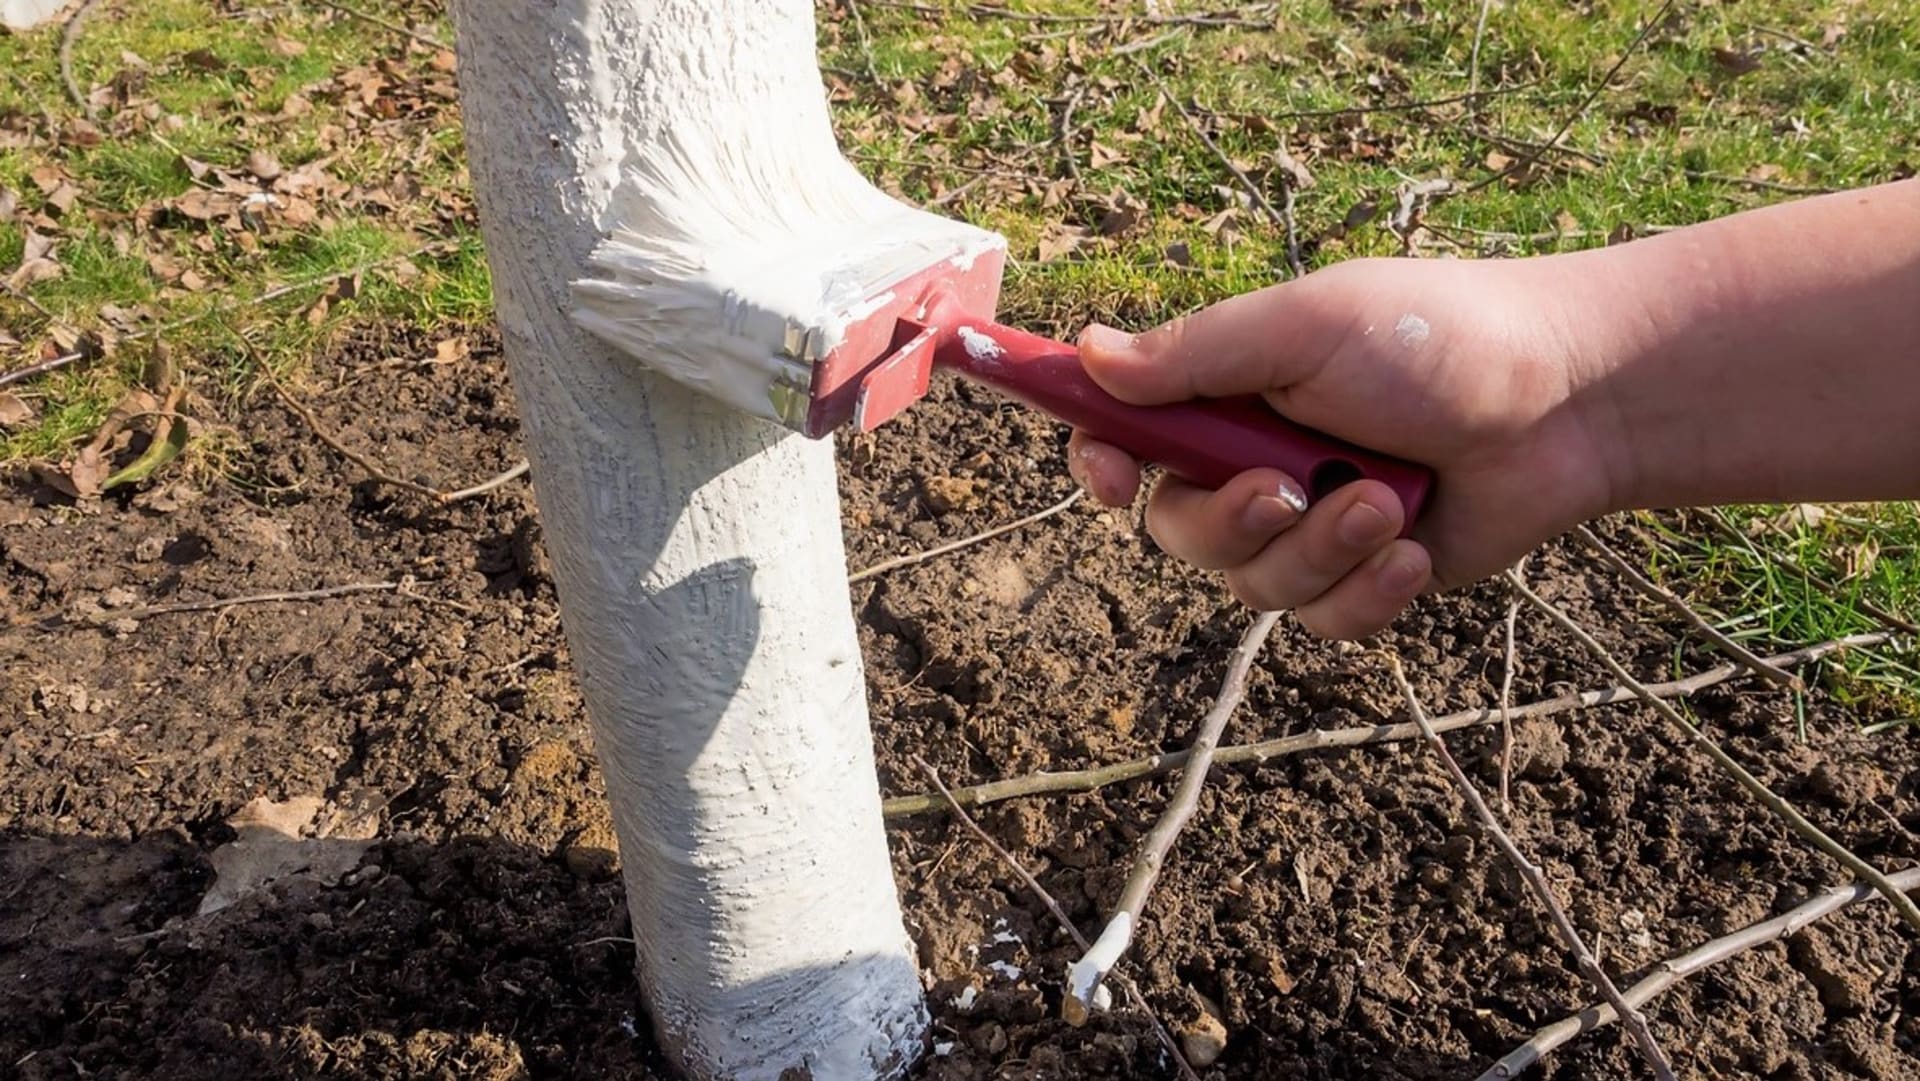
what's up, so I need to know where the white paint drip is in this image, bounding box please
[1394,313,1431,347]
[933,1042,955,1057]
[951,985,979,1010]
[957,326,1005,362]
[986,960,1024,981]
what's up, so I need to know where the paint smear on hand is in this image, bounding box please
[1393,313,1430,347]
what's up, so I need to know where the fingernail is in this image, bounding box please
[1275,477,1309,514]
[1375,548,1428,593]
[1243,493,1300,532]
[1079,324,1138,358]
[1337,501,1395,547]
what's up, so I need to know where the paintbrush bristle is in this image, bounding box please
[570,118,1003,430]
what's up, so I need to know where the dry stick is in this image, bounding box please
[1132,57,1298,268]
[1389,657,1679,1081]
[87,581,399,623]
[1702,511,1919,634]
[1575,524,1802,690]
[59,0,101,115]
[867,0,1275,30]
[1505,570,1920,931]
[915,757,1201,1081]
[1064,612,1282,1021]
[1498,556,1527,812]
[879,633,1891,818]
[842,0,882,85]
[1481,865,1920,1081]
[849,489,1082,583]
[312,0,446,49]
[269,380,529,506]
[1,243,458,389]
[1468,0,1495,106]
[439,458,532,503]
[1463,0,1676,196]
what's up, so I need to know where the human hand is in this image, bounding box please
[1068,256,1620,639]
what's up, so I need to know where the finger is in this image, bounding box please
[1220,479,1405,611]
[1292,539,1431,640]
[1141,468,1309,570]
[1065,430,1142,506]
[1074,273,1353,405]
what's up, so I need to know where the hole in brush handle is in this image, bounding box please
[1308,458,1364,502]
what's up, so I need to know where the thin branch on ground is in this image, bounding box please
[916,757,1200,1081]
[1498,556,1527,811]
[1505,570,1920,931]
[868,0,1275,30]
[1388,656,1678,1081]
[842,0,882,84]
[83,581,400,624]
[1682,169,1837,196]
[879,634,1890,818]
[1702,510,1918,634]
[1464,0,1676,195]
[312,0,446,49]
[60,0,101,115]
[1275,144,1306,278]
[269,377,529,506]
[850,490,1082,583]
[438,459,532,504]
[1575,525,1801,690]
[1052,84,1086,185]
[270,380,447,501]
[1,243,458,389]
[1468,0,1495,106]
[1480,865,1920,1080]
[1064,612,1281,1020]
[1133,57,1298,269]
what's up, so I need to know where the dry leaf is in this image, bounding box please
[1162,241,1193,267]
[1273,144,1315,191]
[432,337,469,364]
[1484,150,1515,171]
[196,796,375,916]
[1711,47,1763,77]
[0,390,35,429]
[1037,223,1089,263]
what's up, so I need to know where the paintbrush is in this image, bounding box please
[570,123,1431,523]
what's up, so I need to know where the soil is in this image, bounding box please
[4,323,1918,1080]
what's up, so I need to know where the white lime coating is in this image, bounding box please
[1065,911,1134,1009]
[958,325,1006,362]
[452,1,934,1078]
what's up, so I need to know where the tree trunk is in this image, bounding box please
[449,3,926,1078]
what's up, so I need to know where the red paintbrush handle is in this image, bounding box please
[933,319,1433,529]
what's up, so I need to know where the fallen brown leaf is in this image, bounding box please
[196,796,375,916]
[0,390,35,429]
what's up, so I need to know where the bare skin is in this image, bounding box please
[1068,178,1920,640]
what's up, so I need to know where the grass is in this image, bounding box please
[1,0,1915,708]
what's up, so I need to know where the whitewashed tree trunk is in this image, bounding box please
[450,3,926,1078]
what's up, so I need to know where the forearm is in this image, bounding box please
[1557,178,1920,511]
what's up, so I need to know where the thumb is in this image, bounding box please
[1075,281,1342,405]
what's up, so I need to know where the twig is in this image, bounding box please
[1053,84,1086,185]
[1468,0,1495,106]
[270,381,447,501]
[1389,656,1677,1081]
[1505,570,1920,931]
[85,581,399,623]
[1,243,457,389]
[842,0,882,84]
[879,634,1890,818]
[1498,556,1526,811]
[312,0,446,49]
[1274,141,1305,278]
[1464,0,1676,195]
[1682,169,1837,196]
[1132,57,1296,254]
[269,379,528,505]
[1481,865,1920,1080]
[1064,612,1281,1020]
[850,490,1081,583]
[868,0,1274,30]
[1575,525,1801,690]
[915,757,1200,1081]
[1703,510,1918,634]
[60,0,101,116]
[438,458,531,504]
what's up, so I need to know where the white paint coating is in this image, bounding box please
[1,0,65,31]
[1065,911,1133,1008]
[952,985,980,1010]
[451,2,926,1078]
[563,0,1006,427]
[1394,312,1431,347]
[986,960,1025,981]
[957,326,1006,362]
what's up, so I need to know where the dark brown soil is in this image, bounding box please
[4,323,1918,1080]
